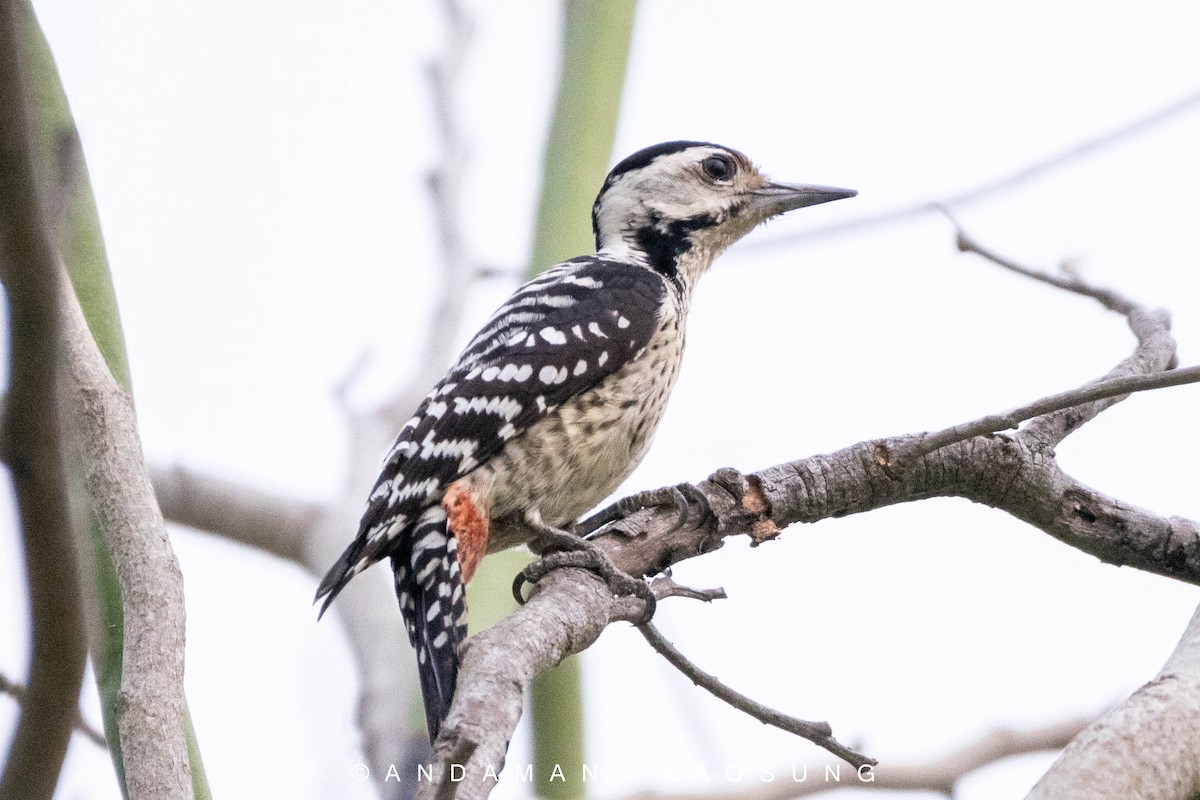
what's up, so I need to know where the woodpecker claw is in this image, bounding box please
[576,483,714,540]
[513,524,656,624]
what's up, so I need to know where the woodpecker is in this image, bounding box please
[316,141,855,741]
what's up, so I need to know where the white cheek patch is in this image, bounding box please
[594,146,745,255]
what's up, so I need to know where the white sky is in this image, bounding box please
[3,1,1200,798]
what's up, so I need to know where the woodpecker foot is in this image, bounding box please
[512,524,655,624]
[576,483,713,540]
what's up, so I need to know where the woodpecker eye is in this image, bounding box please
[701,154,736,182]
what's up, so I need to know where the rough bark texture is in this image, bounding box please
[58,272,192,799]
[1027,605,1200,799]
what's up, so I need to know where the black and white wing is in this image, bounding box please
[315,256,666,610]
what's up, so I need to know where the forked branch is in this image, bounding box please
[419,230,1199,799]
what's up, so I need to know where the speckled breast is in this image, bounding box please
[481,305,687,550]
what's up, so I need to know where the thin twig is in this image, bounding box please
[649,575,727,603]
[0,672,107,748]
[954,225,1137,314]
[894,363,1200,463]
[375,0,477,430]
[301,0,485,784]
[866,218,1200,465]
[952,223,1181,448]
[744,89,1200,251]
[636,622,875,770]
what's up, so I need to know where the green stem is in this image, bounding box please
[16,4,209,797]
[0,2,85,795]
[528,0,639,277]
[527,2,638,797]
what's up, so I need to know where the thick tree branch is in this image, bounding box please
[57,263,192,798]
[420,232,1197,796]
[150,462,320,566]
[422,442,1198,797]
[0,3,86,794]
[420,568,620,800]
[1027,602,1200,799]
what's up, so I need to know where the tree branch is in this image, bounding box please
[0,672,106,748]
[954,228,1182,448]
[1027,602,1200,799]
[899,362,1200,462]
[57,261,192,798]
[637,623,873,769]
[623,715,1094,800]
[0,3,86,794]
[953,226,1138,314]
[149,462,320,567]
[744,89,1200,250]
[417,231,1198,796]
[374,0,476,432]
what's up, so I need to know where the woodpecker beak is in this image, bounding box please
[749,182,857,218]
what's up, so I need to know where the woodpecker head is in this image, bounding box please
[591,141,855,288]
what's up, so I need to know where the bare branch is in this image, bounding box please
[954,226,1138,314]
[1027,603,1200,799]
[624,715,1093,800]
[422,441,1199,796]
[878,716,1093,795]
[952,227,1181,448]
[375,0,477,431]
[648,575,726,603]
[418,224,1200,794]
[637,622,874,769]
[57,260,192,798]
[900,364,1200,462]
[149,462,321,566]
[0,672,106,748]
[744,89,1200,250]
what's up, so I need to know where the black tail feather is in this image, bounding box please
[314,543,359,619]
[393,507,468,742]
